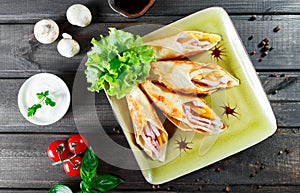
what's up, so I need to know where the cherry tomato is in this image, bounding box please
[47,140,69,162]
[63,155,82,177]
[67,134,88,154]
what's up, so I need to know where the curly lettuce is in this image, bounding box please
[85,28,155,99]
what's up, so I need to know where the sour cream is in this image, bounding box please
[18,73,70,125]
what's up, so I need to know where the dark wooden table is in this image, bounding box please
[0,0,299,192]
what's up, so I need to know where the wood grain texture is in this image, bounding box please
[0,133,298,190]
[0,0,299,192]
[1,186,300,193]
[0,0,300,23]
[260,74,299,100]
[0,73,299,133]
[0,16,300,78]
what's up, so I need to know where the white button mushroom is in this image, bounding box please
[66,4,92,27]
[34,19,59,44]
[57,33,80,58]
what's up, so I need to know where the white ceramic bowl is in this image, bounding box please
[18,73,70,125]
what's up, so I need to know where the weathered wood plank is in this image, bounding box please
[235,17,300,71]
[0,16,299,78]
[0,133,298,189]
[1,0,300,23]
[1,185,300,193]
[260,73,299,101]
[0,1,299,192]
[0,191,47,193]
[0,74,299,133]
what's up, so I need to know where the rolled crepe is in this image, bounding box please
[150,60,239,94]
[146,31,221,60]
[141,80,226,135]
[126,85,168,161]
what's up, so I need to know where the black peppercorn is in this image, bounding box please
[274,25,281,32]
[261,51,268,57]
[261,45,271,52]
[258,41,266,47]
[280,74,286,77]
[269,73,278,77]
[250,171,257,178]
[285,148,292,154]
[263,37,270,43]
[224,186,232,192]
[249,15,257,21]
[215,166,222,172]
[250,50,256,55]
[254,185,262,189]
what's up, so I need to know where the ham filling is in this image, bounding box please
[141,122,162,159]
[176,32,210,49]
[191,69,231,88]
[183,101,221,134]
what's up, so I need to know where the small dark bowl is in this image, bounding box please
[108,0,156,18]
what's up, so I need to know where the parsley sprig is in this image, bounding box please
[27,90,56,117]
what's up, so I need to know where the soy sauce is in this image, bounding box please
[114,0,151,14]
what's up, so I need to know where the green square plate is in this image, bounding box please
[107,7,277,184]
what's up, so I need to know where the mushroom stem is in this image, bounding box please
[57,33,80,58]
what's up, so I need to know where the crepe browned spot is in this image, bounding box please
[146,31,221,60]
[150,60,239,95]
[126,85,168,161]
[141,80,226,135]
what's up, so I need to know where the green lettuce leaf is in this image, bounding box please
[85,28,155,99]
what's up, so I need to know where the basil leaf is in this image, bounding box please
[92,174,123,192]
[79,181,90,193]
[80,147,99,189]
[48,184,73,193]
[77,190,89,193]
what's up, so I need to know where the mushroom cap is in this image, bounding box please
[34,19,59,44]
[57,33,80,58]
[66,4,92,27]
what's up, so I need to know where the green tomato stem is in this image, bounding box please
[52,153,78,166]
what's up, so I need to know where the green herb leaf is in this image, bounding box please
[92,174,124,192]
[36,90,49,99]
[44,90,49,96]
[80,147,99,190]
[27,103,42,117]
[85,28,155,99]
[27,90,56,117]
[79,181,87,192]
[36,92,44,99]
[45,97,56,107]
[48,184,73,193]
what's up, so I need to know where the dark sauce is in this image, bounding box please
[114,0,151,14]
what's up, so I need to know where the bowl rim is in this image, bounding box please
[107,0,156,18]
